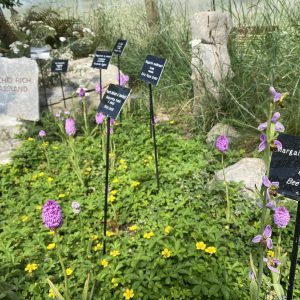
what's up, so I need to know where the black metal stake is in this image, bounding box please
[149,83,160,190]
[212,0,216,11]
[103,117,111,255]
[59,73,66,109]
[38,60,48,107]
[149,84,153,138]
[118,55,123,123]
[287,202,300,300]
[99,69,103,104]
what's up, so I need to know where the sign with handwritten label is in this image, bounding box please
[269,133,300,201]
[140,54,167,86]
[113,39,127,56]
[97,84,131,120]
[51,59,68,73]
[91,51,112,69]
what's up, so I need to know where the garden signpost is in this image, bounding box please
[269,133,300,300]
[140,54,167,191]
[30,46,50,107]
[113,39,128,122]
[51,59,68,109]
[97,84,131,254]
[91,50,112,104]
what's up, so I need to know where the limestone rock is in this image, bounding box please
[214,158,266,193]
[39,57,120,113]
[0,57,39,121]
[206,123,239,144]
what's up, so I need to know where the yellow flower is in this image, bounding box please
[110,190,117,195]
[21,215,29,222]
[38,172,45,177]
[52,145,59,150]
[86,167,92,172]
[93,243,103,251]
[91,234,98,241]
[161,248,172,258]
[111,277,119,287]
[112,178,119,184]
[131,180,140,188]
[48,288,56,298]
[267,250,275,258]
[100,259,109,268]
[110,250,120,257]
[47,177,54,183]
[205,246,217,255]
[25,263,38,273]
[48,231,55,235]
[129,225,138,231]
[35,205,42,210]
[123,288,134,300]
[58,193,65,198]
[27,137,34,141]
[66,268,73,276]
[119,159,126,165]
[108,195,116,203]
[143,231,154,239]
[225,225,230,230]
[47,243,56,250]
[196,241,206,251]
[106,231,115,237]
[164,226,172,235]
[169,120,175,124]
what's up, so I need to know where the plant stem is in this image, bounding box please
[55,232,71,300]
[82,99,90,136]
[221,153,231,222]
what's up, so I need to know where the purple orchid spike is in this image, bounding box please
[258,134,267,152]
[39,130,46,138]
[252,225,273,249]
[65,118,76,136]
[95,112,105,125]
[77,87,86,97]
[274,206,290,228]
[263,257,281,273]
[119,74,129,86]
[42,200,63,230]
[95,83,102,94]
[215,135,229,153]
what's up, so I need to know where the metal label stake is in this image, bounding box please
[59,73,66,109]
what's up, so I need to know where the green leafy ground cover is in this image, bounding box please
[0,110,298,299]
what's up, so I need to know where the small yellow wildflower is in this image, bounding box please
[66,268,73,276]
[48,288,56,298]
[205,246,217,255]
[129,225,138,231]
[106,231,115,237]
[25,263,38,273]
[27,137,34,141]
[48,231,55,235]
[47,177,54,183]
[111,277,119,287]
[225,225,230,230]
[131,180,140,188]
[143,231,154,239]
[164,226,172,235]
[21,215,29,222]
[58,193,65,198]
[119,159,126,164]
[196,241,206,251]
[161,248,172,258]
[93,243,103,251]
[112,178,119,184]
[110,190,117,195]
[91,234,98,241]
[47,243,56,250]
[108,195,116,203]
[52,145,59,150]
[267,250,275,258]
[169,120,175,124]
[35,205,42,210]
[123,288,134,300]
[110,250,120,257]
[38,172,45,177]
[86,167,92,172]
[100,259,109,268]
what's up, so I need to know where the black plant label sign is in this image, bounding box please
[91,51,112,69]
[113,39,127,56]
[269,133,300,201]
[51,59,68,73]
[97,84,131,120]
[140,54,167,86]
